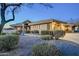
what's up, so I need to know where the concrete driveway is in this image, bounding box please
[63,33,79,44]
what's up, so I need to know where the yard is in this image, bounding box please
[0,33,79,56]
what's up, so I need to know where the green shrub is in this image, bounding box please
[26,31,30,33]
[12,32,19,35]
[0,33,6,35]
[41,35,53,40]
[41,31,50,35]
[53,30,65,40]
[40,30,65,40]
[49,31,53,35]
[31,30,39,34]
[0,35,19,51]
[41,31,53,35]
[18,30,22,34]
[32,44,62,56]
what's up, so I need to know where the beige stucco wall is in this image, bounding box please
[51,22,62,31]
[48,23,52,31]
[30,25,39,31]
[30,22,66,31]
[60,24,73,32]
[51,22,73,32]
[40,24,48,30]
[68,26,72,31]
[30,24,48,31]
[51,22,56,30]
[30,21,73,32]
[16,26,22,31]
[61,24,66,31]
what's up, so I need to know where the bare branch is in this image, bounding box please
[6,3,22,7]
[5,3,22,10]
[1,3,6,23]
[4,3,22,23]
[39,3,53,8]
[6,7,17,23]
[0,3,22,23]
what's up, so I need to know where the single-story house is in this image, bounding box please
[11,19,78,34]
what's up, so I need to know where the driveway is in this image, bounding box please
[63,33,79,44]
[18,33,79,56]
[0,33,79,56]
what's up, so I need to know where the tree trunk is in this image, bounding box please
[0,24,5,34]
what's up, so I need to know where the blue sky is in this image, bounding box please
[4,3,79,28]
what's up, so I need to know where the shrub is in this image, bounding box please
[18,30,22,34]
[12,32,19,35]
[32,44,62,56]
[49,31,53,35]
[41,31,50,35]
[0,35,19,51]
[41,35,53,40]
[53,30,65,40]
[0,33,6,35]
[26,31,30,33]
[41,31,53,35]
[31,30,39,34]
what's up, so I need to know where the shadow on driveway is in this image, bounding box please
[19,36,79,56]
[47,39,79,56]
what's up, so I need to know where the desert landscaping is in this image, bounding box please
[0,33,79,56]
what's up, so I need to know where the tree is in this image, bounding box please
[0,3,53,34]
[0,3,22,33]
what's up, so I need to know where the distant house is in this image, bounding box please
[2,27,16,34]
[11,19,78,34]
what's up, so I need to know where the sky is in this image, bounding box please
[4,3,79,28]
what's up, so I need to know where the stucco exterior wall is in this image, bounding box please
[15,26,22,31]
[30,22,66,31]
[51,22,62,31]
[60,24,73,32]
[48,23,52,31]
[30,25,39,31]
[30,21,73,32]
[40,24,48,30]
[61,24,66,31]
[51,22,56,30]
[30,24,48,31]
